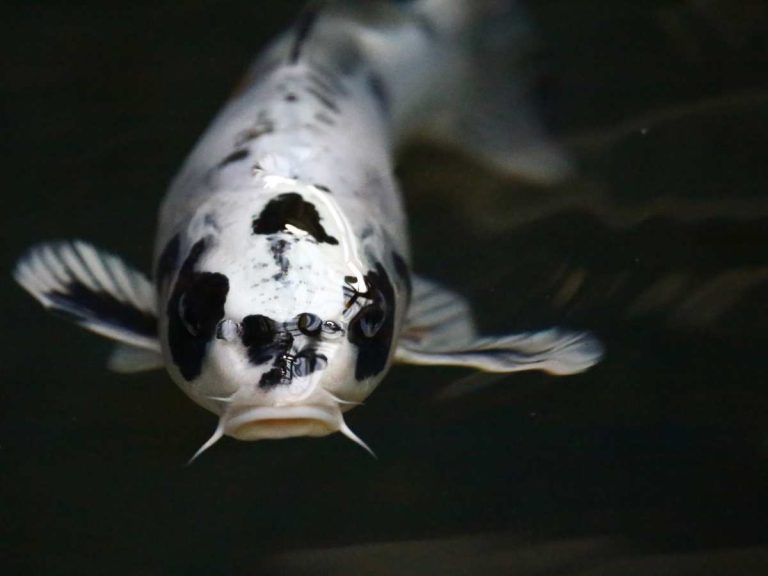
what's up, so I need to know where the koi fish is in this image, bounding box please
[13,0,601,458]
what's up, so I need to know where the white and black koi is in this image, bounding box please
[14,0,601,458]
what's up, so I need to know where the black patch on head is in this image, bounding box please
[252,193,339,245]
[367,72,390,116]
[289,9,318,64]
[391,250,412,298]
[218,149,249,168]
[156,234,180,284]
[347,263,397,381]
[166,239,230,381]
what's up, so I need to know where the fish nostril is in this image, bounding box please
[298,313,322,336]
[216,319,242,341]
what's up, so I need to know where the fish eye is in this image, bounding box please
[297,313,322,336]
[322,320,344,337]
[353,304,385,338]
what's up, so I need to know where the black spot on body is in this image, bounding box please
[253,193,339,245]
[289,9,319,64]
[284,93,298,103]
[307,71,348,97]
[156,234,180,284]
[166,239,230,381]
[218,149,249,168]
[310,63,348,93]
[259,367,287,388]
[270,238,291,280]
[348,263,397,381]
[305,86,340,114]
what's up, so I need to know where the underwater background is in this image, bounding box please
[2,1,767,574]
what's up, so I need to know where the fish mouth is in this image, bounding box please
[223,405,340,440]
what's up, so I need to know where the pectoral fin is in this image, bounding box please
[396,275,603,375]
[399,276,477,351]
[14,241,161,355]
[396,329,603,375]
[107,343,165,373]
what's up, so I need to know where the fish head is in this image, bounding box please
[156,177,409,454]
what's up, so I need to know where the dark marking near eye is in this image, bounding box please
[253,193,339,245]
[368,72,390,116]
[167,239,230,381]
[305,86,340,114]
[284,93,298,103]
[391,250,412,298]
[156,233,180,284]
[348,263,396,381]
[314,184,331,193]
[47,283,157,340]
[218,149,249,168]
[289,9,319,64]
[259,367,287,388]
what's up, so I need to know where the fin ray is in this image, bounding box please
[14,241,160,353]
[396,328,603,375]
[400,276,477,351]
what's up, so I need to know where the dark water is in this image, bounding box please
[2,2,767,574]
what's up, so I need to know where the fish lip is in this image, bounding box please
[223,404,340,440]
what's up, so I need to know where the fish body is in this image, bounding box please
[14,0,601,457]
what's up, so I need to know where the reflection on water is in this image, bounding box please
[2,1,767,574]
